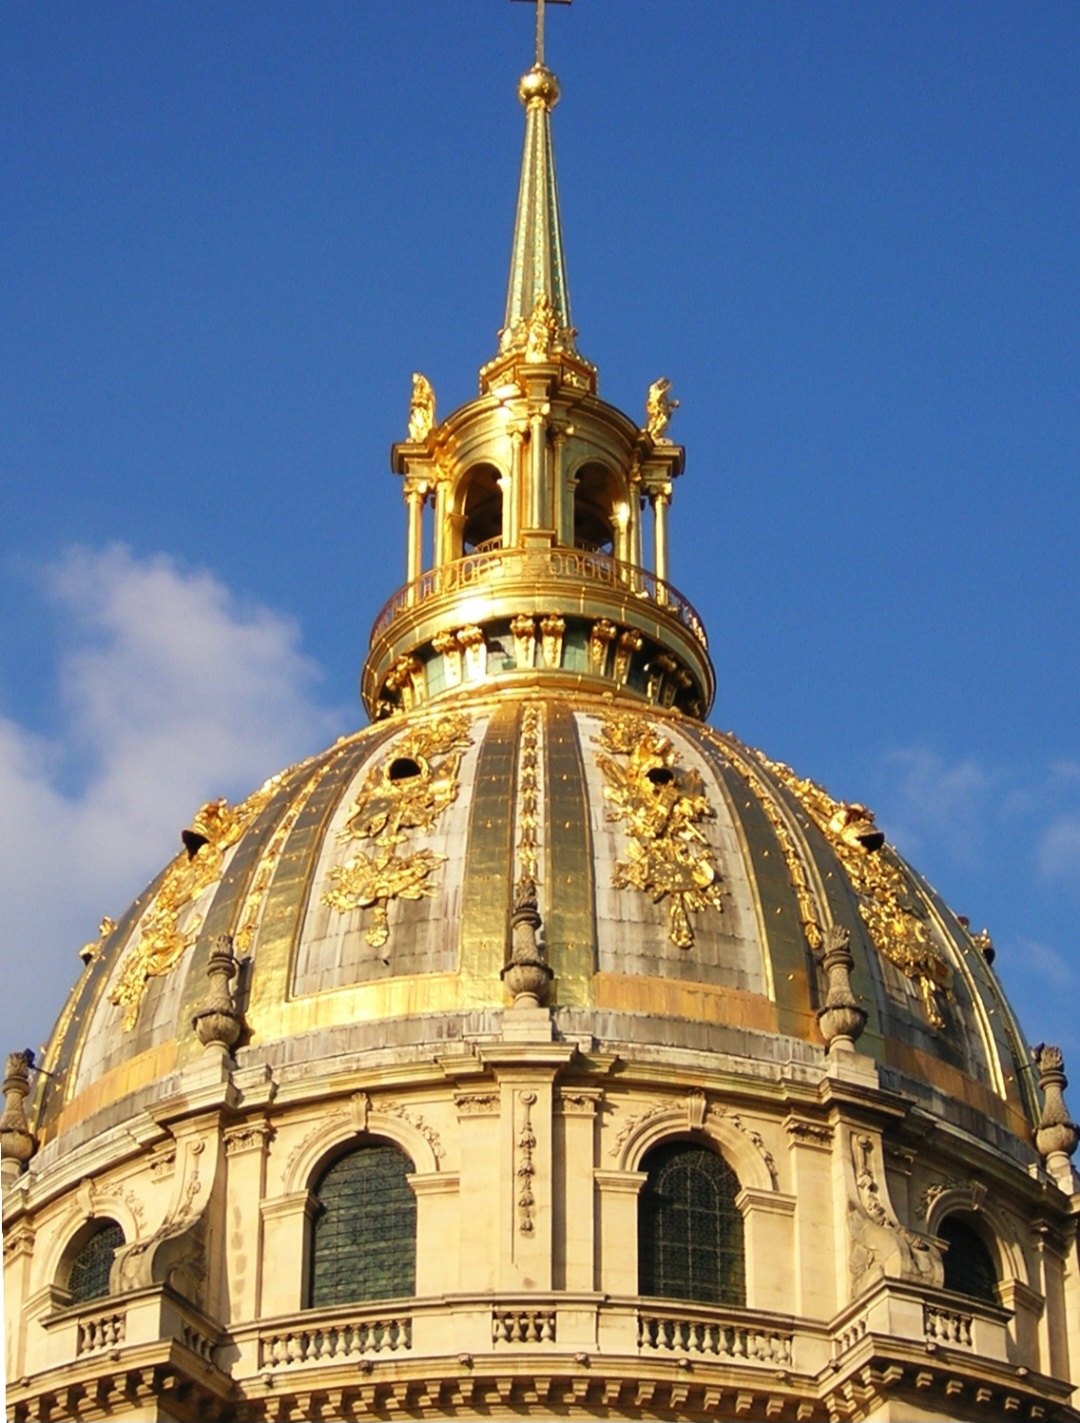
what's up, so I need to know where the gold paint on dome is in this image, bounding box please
[594,711,725,949]
[232,757,339,955]
[109,775,286,1030]
[709,731,824,952]
[322,712,473,949]
[754,750,953,1028]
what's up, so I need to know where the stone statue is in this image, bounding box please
[645,378,679,443]
[408,373,436,442]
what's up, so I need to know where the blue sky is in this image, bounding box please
[2,3,1079,1068]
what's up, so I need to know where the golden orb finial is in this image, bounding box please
[518,63,560,111]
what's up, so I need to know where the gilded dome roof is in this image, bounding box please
[32,690,1037,1168]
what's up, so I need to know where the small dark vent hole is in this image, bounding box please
[856,829,885,853]
[646,767,674,787]
[181,829,209,859]
[388,757,423,782]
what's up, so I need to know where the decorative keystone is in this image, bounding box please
[0,1049,37,1185]
[191,935,244,1056]
[817,925,867,1051]
[1033,1044,1079,1186]
[501,881,553,1008]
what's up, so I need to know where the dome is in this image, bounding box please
[34,694,1035,1164]
[6,18,1080,1423]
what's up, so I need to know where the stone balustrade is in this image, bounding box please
[492,1309,557,1344]
[75,1309,125,1356]
[258,1313,412,1368]
[924,1301,974,1348]
[636,1308,794,1366]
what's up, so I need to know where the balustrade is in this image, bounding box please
[259,1314,412,1369]
[637,1310,793,1366]
[369,549,707,650]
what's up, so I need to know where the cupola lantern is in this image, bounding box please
[370,12,706,722]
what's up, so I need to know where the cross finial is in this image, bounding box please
[511,0,572,69]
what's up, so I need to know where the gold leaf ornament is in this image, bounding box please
[754,751,953,1028]
[594,714,724,949]
[108,775,285,1031]
[323,713,473,949]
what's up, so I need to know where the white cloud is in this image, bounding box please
[0,545,343,1054]
[873,747,993,868]
[1038,816,1080,884]
[1014,937,1076,990]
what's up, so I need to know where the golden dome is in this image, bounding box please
[33,693,1035,1158]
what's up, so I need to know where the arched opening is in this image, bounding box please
[65,1220,125,1305]
[308,1141,417,1308]
[638,1140,745,1306]
[459,464,503,554]
[573,463,622,555]
[940,1215,998,1303]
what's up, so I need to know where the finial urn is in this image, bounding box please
[192,935,245,1056]
[816,925,867,1051]
[1033,1043,1079,1189]
[0,1049,37,1185]
[501,881,553,1007]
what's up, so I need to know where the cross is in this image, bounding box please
[511,0,572,68]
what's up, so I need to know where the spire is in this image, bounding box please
[375,3,706,725]
[502,1,574,353]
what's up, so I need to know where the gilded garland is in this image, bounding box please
[322,712,473,948]
[594,713,724,949]
[753,749,953,1028]
[110,774,288,1030]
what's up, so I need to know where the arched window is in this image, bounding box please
[67,1220,124,1305]
[573,463,621,554]
[940,1216,998,1303]
[308,1142,416,1307]
[638,1141,745,1306]
[460,465,503,554]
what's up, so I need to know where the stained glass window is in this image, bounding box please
[639,1141,745,1306]
[940,1216,997,1303]
[68,1221,124,1305]
[308,1143,416,1307]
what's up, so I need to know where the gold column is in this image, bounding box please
[509,428,526,548]
[551,427,569,544]
[613,500,630,564]
[498,472,513,549]
[433,480,449,566]
[629,464,644,569]
[652,486,671,593]
[406,485,424,587]
[528,409,547,530]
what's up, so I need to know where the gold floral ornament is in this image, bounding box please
[109,777,285,1031]
[594,713,725,949]
[322,713,473,949]
[754,751,953,1029]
